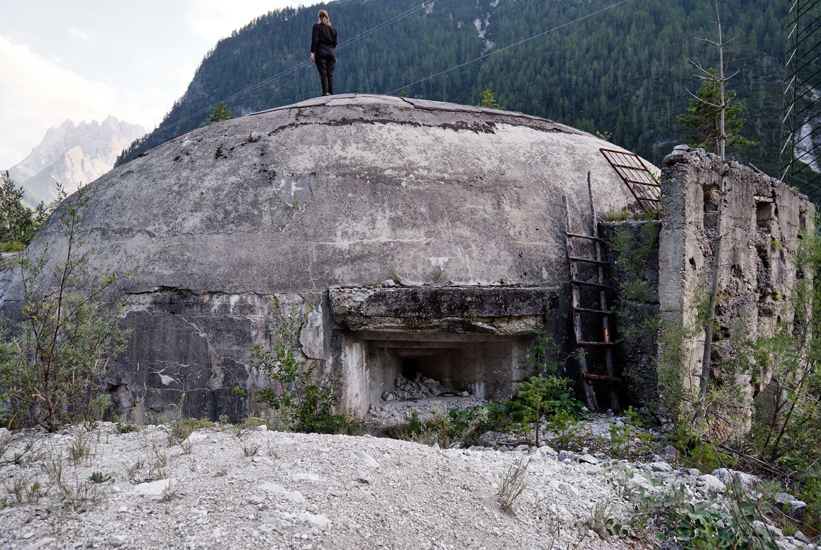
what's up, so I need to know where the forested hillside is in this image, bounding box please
[118,0,799,177]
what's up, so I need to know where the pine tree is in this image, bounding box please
[677,68,757,155]
[206,102,232,125]
[477,88,504,110]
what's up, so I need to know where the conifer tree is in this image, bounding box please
[206,102,232,125]
[677,69,757,155]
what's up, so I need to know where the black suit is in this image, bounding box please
[311,23,338,95]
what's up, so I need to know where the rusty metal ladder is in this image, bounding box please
[562,172,621,412]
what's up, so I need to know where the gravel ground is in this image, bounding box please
[0,422,815,550]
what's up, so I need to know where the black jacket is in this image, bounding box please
[311,23,337,57]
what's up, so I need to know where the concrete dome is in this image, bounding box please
[1,94,656,419]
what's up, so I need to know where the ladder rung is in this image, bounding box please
[571,279,613,290]
[577,341,616,347]
[583,373,623,383]
[568,256,608,265]
[573,307,612,315]
[566,233,604,242]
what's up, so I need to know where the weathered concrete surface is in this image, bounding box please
[0,94,655,419]
[329,285,559,413]
[329,285,559,334]
[600,221,661,408]
[659,146,814,403]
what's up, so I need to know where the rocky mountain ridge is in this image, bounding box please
[7,117,145,204]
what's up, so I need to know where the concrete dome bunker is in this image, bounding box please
[0,94,652,420]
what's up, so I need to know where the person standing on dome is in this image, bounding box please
[311,10,337,96]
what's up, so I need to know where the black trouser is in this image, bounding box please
[315,54,335,95]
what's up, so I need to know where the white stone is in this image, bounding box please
[578,454,599,465]
[132,479,174,496]
[26,538,56,550]
[712,468,759,492]
[290,473,324,482]
[697,474,726,494]
[182,432,208,446]
[649,462,673,473]
[353,450,380,468]
[256,424,268,432]
[0,427,10,444]
[259,482,305,503]
[297,512,329,529]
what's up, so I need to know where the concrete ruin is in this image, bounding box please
[0,96,813,421]
[659,146,814,397]
[0,95,644,420]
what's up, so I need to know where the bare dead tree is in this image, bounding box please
[684,1,731,419]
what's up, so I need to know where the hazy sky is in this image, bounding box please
[0,0,317,168]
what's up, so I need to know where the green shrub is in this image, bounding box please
[667,499,777,550]
[0,172,52,249]
[239,300,360,435]
[505,375,583,446]
[167,417,213,446]
[0,184,129,430]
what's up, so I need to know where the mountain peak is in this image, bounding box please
[7,117,146,203]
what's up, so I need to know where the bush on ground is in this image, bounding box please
[0,184,129,430]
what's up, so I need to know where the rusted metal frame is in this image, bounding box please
[588,173,620,411]
[568,256,609,265]
[600,148,661,213]
[570,279,613,290]
[572,306,612,314]
[563,195,599,412]
[566,232,604,241]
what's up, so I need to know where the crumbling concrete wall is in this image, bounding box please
[328,285,559,415]
[659,146,814,399]
[600,221,661,408]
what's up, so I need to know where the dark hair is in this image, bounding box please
[318,10,330,26]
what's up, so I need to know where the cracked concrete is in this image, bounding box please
[0,94,655,419]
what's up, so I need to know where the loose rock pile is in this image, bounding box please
[368,396,487,427]
[0,420,816,550]
[381,374,469,402]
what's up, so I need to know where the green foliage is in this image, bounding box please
[497,458,528,515]
[608,406,647,460]
[117,0,793,176]
[89,471,111,484]
[167,416,213,446]
[385,330,582,448]
[0,184,129,430]
[241,301,359,434]
[384,404,508,448]
[0,172,51,250]
[206,102,232,125]
[668,499,777,550]
[476,88,503,109]
[115,423,138,434]
[677,68,758,155]
[507,375,582,446]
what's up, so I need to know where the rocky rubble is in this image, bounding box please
[0,421,816,550]
[368,396,487,427]
[381,374,471,402]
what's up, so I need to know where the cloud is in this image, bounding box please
[0,35,169,168]
[186,0,316,42]
[68,27,92,44]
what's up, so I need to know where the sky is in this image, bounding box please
[0,0,318,169]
